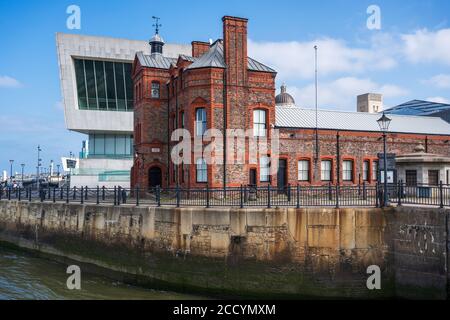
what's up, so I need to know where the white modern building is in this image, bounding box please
[56,33,191,187]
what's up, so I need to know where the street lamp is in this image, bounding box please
[37,145,42,189]
[21,164,25,186]
[9,160,14,185]
[377,113,392,207]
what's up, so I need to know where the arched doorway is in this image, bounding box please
[148,166,162,188]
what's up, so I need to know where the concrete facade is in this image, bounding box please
[55,33,191,188]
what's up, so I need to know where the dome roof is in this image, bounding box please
[150,33,164,44]
[275,84,295,106]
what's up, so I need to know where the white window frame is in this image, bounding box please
[253,109,267,137]
[363,160,369,181]
[343,160,353,181]
[321,160,332,181]
[151,82,160,99]
[195,108,207,137]
[298,160,310,181]
[260,156,270,182]
[196,158,207,183]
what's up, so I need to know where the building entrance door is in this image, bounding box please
[277,159,287,193]
[249,168,257,186]
[148,167,162,189]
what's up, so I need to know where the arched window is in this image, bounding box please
[195,108,207,136]
[196,158,207,183]
[253,109,267,137]
[151,81,160,98]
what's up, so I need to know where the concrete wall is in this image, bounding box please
[0,200,449,299]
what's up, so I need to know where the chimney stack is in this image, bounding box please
[191,41,210,58]
[222,16,248,87]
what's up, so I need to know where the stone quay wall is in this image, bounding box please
[0,200,448,299]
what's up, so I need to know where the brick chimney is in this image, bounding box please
[222,16,248,87]
[191,41,210,58]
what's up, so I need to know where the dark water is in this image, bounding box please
[0,246,203,300]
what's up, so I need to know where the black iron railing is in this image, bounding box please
[1,182,449,209]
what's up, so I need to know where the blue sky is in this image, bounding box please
[1,0,450,174]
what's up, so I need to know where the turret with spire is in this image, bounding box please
[149,16,164,54]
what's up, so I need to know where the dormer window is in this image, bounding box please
[151,82,160,98]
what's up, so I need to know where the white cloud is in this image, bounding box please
[0,75,22,88]
[426,96,450,104]
[402,28,450,65]
[248,36,397,80]
[286,77,408,110]
[424,74,450,89]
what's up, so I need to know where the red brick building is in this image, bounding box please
[131,16,450,190]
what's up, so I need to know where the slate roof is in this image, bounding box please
[136,51,177,69]
[275,106,450,135]
[384,100,450,116]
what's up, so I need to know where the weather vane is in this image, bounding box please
[152,16,162,34]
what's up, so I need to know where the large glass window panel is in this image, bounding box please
[115,62,126,110]
[84,60,97,109]
[74,59,88,109]
[115,135,126,155]
[93,134,105,155]
[95,61,107,110]
[343,160,353,181]
[105,61,117,110]
[105,135,115,155]
[124,63,133,110]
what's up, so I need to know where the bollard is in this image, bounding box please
[156,186,161,207]
[206,185,210,208]
[136,187,140,206]
[335,184,340,209]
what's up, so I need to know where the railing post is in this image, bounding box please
[175,185,180,208]
[397,180,402,206]
[80,186,84,204]
[375,182,379,208]
[102,186,105,201]
[60,187,63,200]
[113,186,117,206]
[48,186,51,200]
[296,184,300,209]
[53,187,56,203]
[66,185,69,204]
[440,180,444,209]
[136,187,140,206]
[287,184,291,202]
[40,187,44,202]
[206,184,210,208]
[335,183,340,209]
[85,186,88,201]
[328,182,332,201]
[156,186,161,207]
[363,182,367,201]
[96,186,100,205]
[73,187,77,200]
[240,185,244,209]
[8,187,11,201]
[28,187,32,202]
[117,186,121,206]
[18,187,21,201]
[267,185,271,209]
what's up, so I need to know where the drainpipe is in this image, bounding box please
[167,82,170,187]
[223,70,227,189]
[336,131,340,186]
[175,78,179,187]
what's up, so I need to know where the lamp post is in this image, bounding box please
[377,113,392,207]
[21,164,25,186]
[37,145,42,189]
[9,160,14,185]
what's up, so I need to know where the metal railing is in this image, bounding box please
[1,182,449,209]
